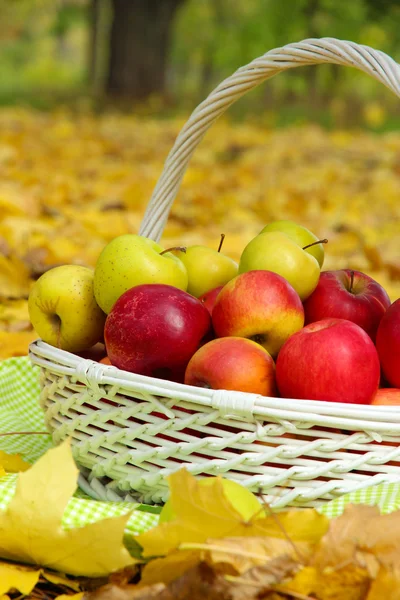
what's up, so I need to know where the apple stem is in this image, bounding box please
[302,238,328,251]
[349,270,355,293]
[217,234,225,253]
[159,246,187,256]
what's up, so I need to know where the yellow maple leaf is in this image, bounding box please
[140,549,202,587]
[42,569,82,591]
[0,450,30,473]
[137,469,328,558]
[0,562,41,595]
[367,567,400,600]
[0,439,136,577]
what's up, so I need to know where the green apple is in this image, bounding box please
[239,231,321,301]
[178,244,238,298]
[28,265,106,352]
[94,234,188,313]
[260,220,325,267]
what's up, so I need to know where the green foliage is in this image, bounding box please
[0,0,399,126]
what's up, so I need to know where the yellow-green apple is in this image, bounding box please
[199,285,224,315]
[184,336,277,396]
[104,283,211,381]
[371,388,400,406]
[238,231,321,301]
[303,269,391,341]
[260,219,325,267]
[177,244,238,298]
[94,234,188,314]
[376,298,400,388]
[276,318,381,404]
[28,265,106,352]
[212,270,304,358]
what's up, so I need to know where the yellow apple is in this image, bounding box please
[239,231,321,301]
[93,234,188,313]
[28,265,106,352]
[178,245,238,297]
[260,220,325,267]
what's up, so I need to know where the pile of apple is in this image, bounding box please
[28,220,400,406]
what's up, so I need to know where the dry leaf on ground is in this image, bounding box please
[0,112,399,358]
[0,439,135,577]
[137,469,328,558]
[0,450,30,473]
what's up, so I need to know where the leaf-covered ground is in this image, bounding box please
[1,443,400,600]
[0,108,399,358]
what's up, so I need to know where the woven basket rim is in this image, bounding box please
[29,339,400,428]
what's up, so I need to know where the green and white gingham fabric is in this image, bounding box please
[0,356,159,555]
[0,356,400,550]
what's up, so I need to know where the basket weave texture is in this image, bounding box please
[29,38,400,507]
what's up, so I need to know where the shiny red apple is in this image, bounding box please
[185,336,277,396]
[276,318,381,404]
[376,298,400,388]
[212,270,304,358]
[198,285,224,315]
[303,269,391,341]
[104,284,211,381]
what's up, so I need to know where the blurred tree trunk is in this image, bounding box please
[106,0,185,100]
[88,0,99,88]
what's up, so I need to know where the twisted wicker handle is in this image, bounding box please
[139,37,400,241]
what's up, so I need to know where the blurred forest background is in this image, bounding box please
[0,0,400,358]
[1,0,400,128]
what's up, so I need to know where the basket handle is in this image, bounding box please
[139,37,400,242]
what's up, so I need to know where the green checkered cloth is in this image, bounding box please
[0,356,399,549]
[0,356,159,555]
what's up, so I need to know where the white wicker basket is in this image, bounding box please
[29,38,400,508]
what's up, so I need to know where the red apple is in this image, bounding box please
[212,270,304,358]
[104,284,211,381]
[276,318,380,404]
[198,285,224,315]
[376,298,400,388]
[371,388,400,406]
[303,269,391,341]
[185,336,277,396]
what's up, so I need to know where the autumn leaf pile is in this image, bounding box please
[0,440,399,599]
[0,107,399,357]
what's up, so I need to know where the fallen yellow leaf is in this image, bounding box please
[0,562,41,595]
[137,469,328,558]
[55,595,85,600]
[0,451,30,473]
[0,439,136,577]
[41,569,82,591]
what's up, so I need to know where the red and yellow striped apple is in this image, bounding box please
[212,270,304,358]
[184,337,277,396]
[371,388,400,406]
